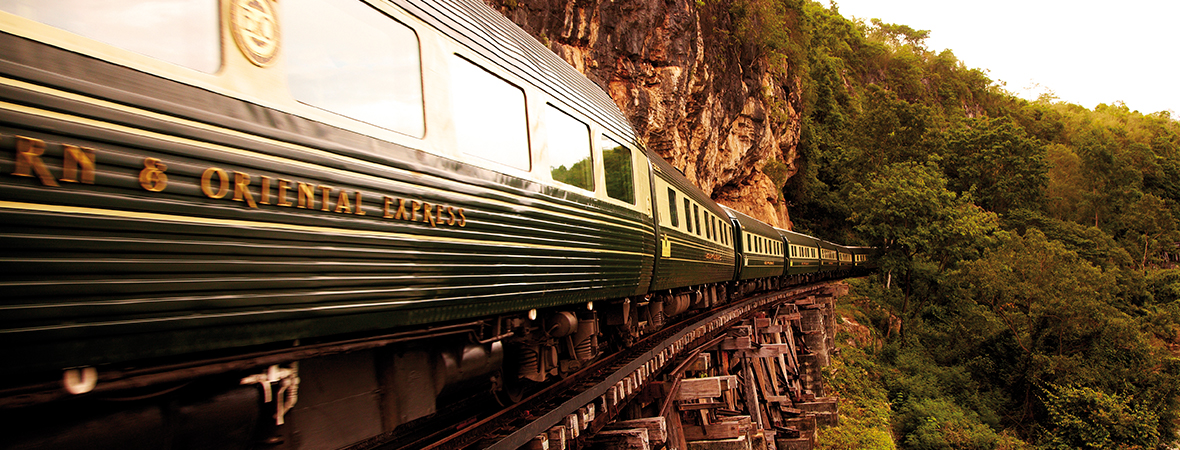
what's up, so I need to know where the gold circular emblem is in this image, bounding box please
[231,0,280,67]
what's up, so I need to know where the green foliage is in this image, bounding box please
[711,1,1180,448]
[942,118,1049,215]
[1001,209,1134,270]
[954,229,1118,364]
[896,397,1004,450]
[866,18,929,48]
[603,146,634,203]
[949,229,1180,444]
[1042,384,1160,449]
[849,86,937,168]
[762,158,791,190]
[818,344,896,450]
[848,162,998,270]
[550,157,594,191]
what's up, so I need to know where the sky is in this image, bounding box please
[826,0,1180,116]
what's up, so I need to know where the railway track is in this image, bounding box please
[361,281,845,450]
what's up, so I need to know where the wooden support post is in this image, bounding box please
[741,355,764,429]
[565,414,580,438]
[751,358,782,427]
[547,426,567,450]
[580,406,593,430]
[666,407,690,450]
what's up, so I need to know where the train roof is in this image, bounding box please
[393,0,638,144]
[773,227,817,245]
[723,206,780,238]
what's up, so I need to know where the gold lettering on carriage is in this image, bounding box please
[7,135,96,187]
[2,134,467,229]
[196,167,467,228]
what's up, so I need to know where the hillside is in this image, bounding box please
[488,0,1180,447]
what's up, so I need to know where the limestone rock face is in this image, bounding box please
[486,0,801,227]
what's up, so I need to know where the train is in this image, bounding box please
[0,0,873,448]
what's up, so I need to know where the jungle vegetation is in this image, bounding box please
[705,0,1180,447]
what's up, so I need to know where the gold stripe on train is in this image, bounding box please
[0,200,651,258]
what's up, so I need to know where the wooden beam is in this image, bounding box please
[676,376,737,400]
[739,344,790,358]
[720,336,753,350]
[754,317,772,330]
[678,401,727,411]
[683,422,742,441]
[776,437,812,450]
[686,435,751,450]
[778,312,802,321]
[609,417,668,448]
[591,429,649,450]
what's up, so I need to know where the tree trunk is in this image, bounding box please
[1143,233,1150,275]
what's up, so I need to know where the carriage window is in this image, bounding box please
[693,205,701,236]
[601,137,634,203]
[667,188,679,227]
[1,0,219,72]
[451,56,530,170]
[684,199,692,233]
[547,105,593,191]
[287,0,424,136]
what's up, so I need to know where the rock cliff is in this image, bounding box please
[486,0,801,227]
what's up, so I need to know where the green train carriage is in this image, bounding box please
[778,226,821,280]
[724,206,786,295]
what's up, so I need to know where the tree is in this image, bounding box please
[1121,193,1177,273]
[953,229,1180,443]
[1042,384,1159,450]
[848,85,935,169]
[943,118,1049,215]
[848,162,997,331]
[849,161,997,271]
